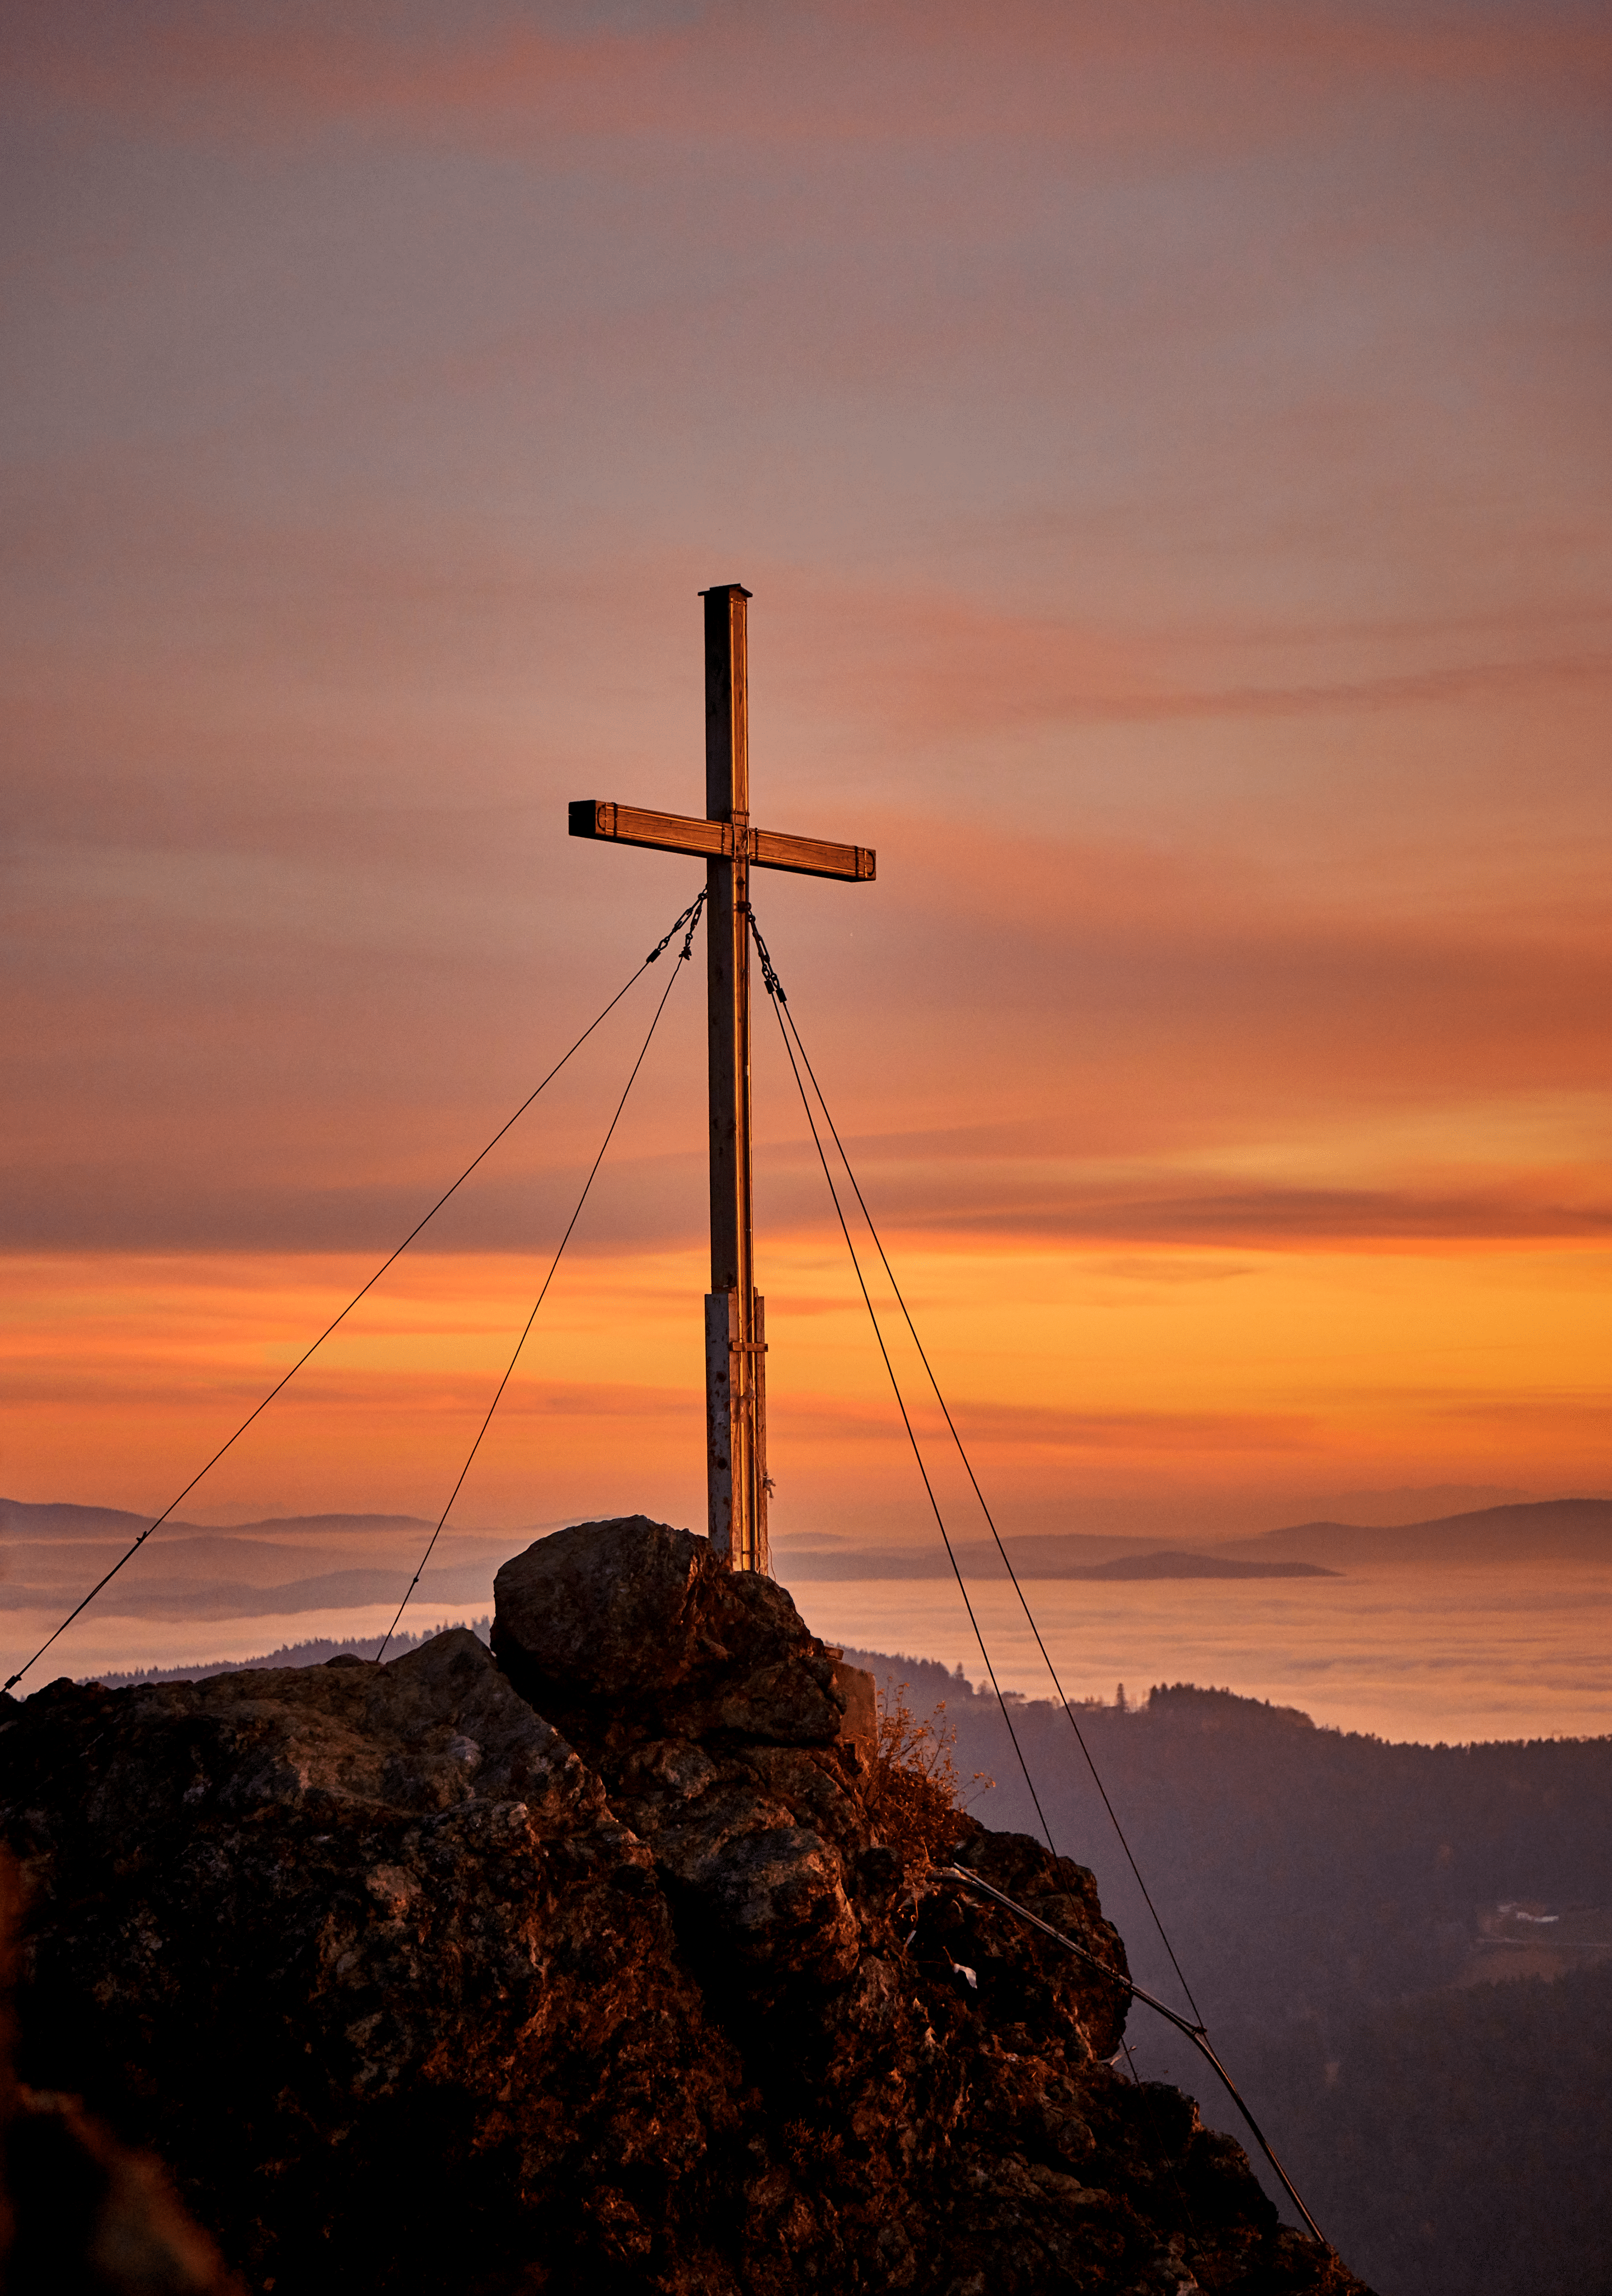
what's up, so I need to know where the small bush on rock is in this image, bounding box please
[868,1680,994,1866]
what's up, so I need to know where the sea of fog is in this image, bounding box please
[798,1564,1612,1744]
[10,1558,1611,1745]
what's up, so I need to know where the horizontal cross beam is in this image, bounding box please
[570,799,875,883]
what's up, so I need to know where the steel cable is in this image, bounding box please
[752,909,1330,2256]
[941,1863,1332,2252]
[749,910,1205,2027]
[5,891,707,1694]
[752,928,1059,1858]
[753,914,1234,2259]
[372,891,705,1661]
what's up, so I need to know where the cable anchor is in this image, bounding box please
[748,913,786,1002]
[647,886,707,966]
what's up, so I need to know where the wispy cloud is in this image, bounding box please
[12,3,1609,152]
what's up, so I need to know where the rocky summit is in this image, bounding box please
[0,1515,1370,2294]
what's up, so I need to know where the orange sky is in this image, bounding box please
[3,1,1609,1567]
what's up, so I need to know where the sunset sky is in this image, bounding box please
[5,1,1610,1580]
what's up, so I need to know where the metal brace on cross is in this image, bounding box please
[569,583,876,1573]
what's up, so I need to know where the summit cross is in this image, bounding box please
[569,583,875,1574]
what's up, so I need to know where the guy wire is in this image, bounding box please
[373,890,705,1663]
[751,918,1059,1860]
[752,908,1327,2256]
[6,890,707,1694]
[749,909,1203,2027]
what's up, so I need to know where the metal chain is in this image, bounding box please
[647,886,707,964]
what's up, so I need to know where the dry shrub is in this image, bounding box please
[866,1680,995,1868]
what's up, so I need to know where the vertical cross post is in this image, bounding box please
[569,586,873,1567]
[702,584,769,1571]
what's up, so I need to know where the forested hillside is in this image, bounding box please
[844,1652,1612,2296]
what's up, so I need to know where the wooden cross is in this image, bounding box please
[569,584,875,1572]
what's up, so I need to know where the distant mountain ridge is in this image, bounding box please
[776,1534,1334,1580]
[789,1497,1612,1578]
[0,1497,508,1623]
[781,1500,1612,1579]
[11,1496,1611,1595]
[0,1497,439,1544]
[1229,1497,1612,1567]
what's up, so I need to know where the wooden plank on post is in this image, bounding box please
[749,1290,770,1574]
[568,801,728,861]
[705,1290,738,1558]
[751,827,877,881]
[568,800,874,884]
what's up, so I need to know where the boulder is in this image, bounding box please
[495,1520,873,1992]
[492,1516,845,1751]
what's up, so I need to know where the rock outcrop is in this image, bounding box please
[0,1515,1371,2295]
